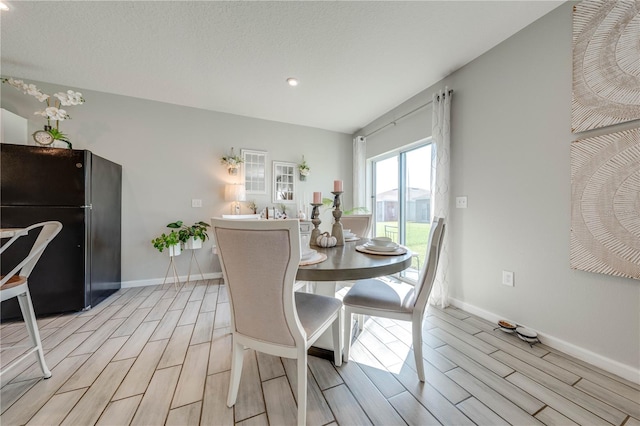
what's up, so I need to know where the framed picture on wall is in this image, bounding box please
[241,149,267,195]
[272,161,296,204]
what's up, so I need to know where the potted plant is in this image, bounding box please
[167,220,210,250]
[2,77,85,149]
[221,147,243,175]
[186,221,210,249]
[298,156,310,181]
[151,230,181,256]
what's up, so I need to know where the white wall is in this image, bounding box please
[357,2,639,380]
[1,82,352,284]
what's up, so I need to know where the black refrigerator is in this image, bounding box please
[1,143,122,320]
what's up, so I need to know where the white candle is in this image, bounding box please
[333,180,343,192]
[313,192,322,204]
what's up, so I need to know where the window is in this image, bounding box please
[372,141,433,278]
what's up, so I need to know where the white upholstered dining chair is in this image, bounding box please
[340,214,372,238]
[0,221,63,379]
[211,218,343,426]
[342,217,445,382]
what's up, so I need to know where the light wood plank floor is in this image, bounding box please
[1,280,639,425]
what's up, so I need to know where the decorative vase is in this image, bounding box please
[185,237,202,250]
[228,166,239,175]
[299,173,307,181]
[52,140,70,149]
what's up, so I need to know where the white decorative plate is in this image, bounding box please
[301,249,317,261]
[364,243,399,252]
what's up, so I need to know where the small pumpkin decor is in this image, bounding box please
[316,232,337,248]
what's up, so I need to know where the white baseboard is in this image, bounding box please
[448,297,640,385]
[122,272,223,289]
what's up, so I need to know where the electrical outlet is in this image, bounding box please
[191,199,202,208]
[456,196,468,208]
[502,270,514,287]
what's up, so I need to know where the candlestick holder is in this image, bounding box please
[310,203,323,246]
[331,191,345,246]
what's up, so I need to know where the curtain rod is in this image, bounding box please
[363,89,453,139]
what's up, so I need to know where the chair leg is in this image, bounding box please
[412,318,425,382]
[357,313,365,331]
[332,310,342,367]
[296,353,307,426]
[343,310,353,363]
[17,289,51,379]
[226,340,244,407]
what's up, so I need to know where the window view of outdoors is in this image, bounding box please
[374,144,432,274]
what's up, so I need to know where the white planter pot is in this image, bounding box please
[186,237,203,250]
[168,244,181,257]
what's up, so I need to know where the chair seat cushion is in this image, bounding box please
[0,275,26,291]
[343,278,415,314]
[295,292,342,340]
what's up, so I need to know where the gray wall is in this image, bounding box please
[357,3,639,378]
[1,81,352,284]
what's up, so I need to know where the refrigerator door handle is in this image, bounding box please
[81,204,93,209]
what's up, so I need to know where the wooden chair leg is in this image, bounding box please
[296,353,307,426]
[332,310,342,367]
[343,310,353,363]
[412,318,425,382]
[226,340,244,407]
[17,289,51,378]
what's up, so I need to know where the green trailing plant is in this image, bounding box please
[151,230,180,253]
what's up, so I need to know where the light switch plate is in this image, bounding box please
[192,199,202,208]
[502,270,514,286]
[456,196,468,209]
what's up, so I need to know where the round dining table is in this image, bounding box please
[296,238,413,357]
[296,238,413,282]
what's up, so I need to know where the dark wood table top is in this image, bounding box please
[296,238,412,282]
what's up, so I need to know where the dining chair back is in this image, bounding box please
[211,218,343,426]
[342,217,445,382]
[0,221,63,379]
[341,214,372,238]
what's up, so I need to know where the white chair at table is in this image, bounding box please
[340,214,372,239]
[0,221,63,379]
[211,218,343,426]
[342,217,445,382]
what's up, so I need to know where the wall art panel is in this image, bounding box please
[571,127,640,279]
[572,0,640,132]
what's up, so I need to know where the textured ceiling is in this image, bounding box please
[1,1,563,134]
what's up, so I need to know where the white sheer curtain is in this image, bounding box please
[353,136,367,209]
[430,87,452,308]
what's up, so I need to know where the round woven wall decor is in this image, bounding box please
[572,1,640,132]
[571,127,640,279]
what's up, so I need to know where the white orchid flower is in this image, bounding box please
[54,92,71,105]
[35,107,69,121]
[25,84,39,95]
[55,90,84,106]
[67,90,84,105]
[34,92,50,102]
[7,78,24,89]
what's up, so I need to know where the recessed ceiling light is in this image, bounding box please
[286,78,299,87]
[0,2,10,11]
